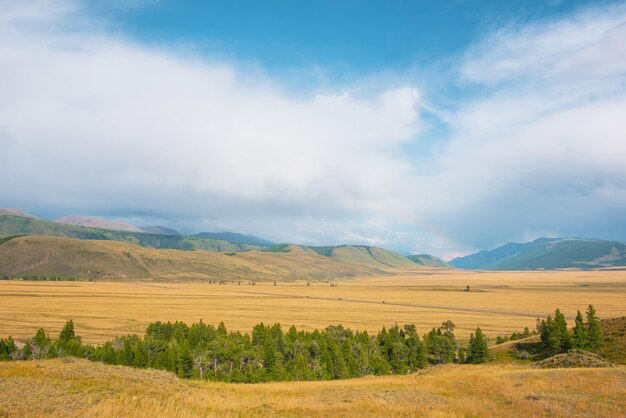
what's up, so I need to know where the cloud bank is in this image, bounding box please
[1,1,625,257]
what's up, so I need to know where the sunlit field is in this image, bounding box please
[0,358,624,417]
[1,269,625,344]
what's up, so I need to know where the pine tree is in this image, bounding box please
[585,304,602,352]
[177,343,193,378]
[59,320,75,342]
[467,327,489,364]
[553,309,571,352]
[571,311,588,349]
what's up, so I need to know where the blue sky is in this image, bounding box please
[1,0,626,258]
[100,1,594,72]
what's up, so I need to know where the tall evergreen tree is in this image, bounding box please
[467,327,489,364]
[58,320,75,342]
[585,304,602,352]
[571,311,588,349]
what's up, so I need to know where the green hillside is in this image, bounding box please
[0,215,257,252]
[451,238,626,270]
[407,254,453,268]
[0,236,392,281]
[308,245,416,269]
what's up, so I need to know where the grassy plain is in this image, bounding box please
[1,269,625,344]
[0,358,624,417]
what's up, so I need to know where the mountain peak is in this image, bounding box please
[0,208,38,219]
[56,216,142,233]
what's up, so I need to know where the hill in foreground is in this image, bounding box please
[0,235,409,281]
[0,358,623,417]
[451,237,626,270]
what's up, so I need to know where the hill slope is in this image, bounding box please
[0,215,257,252]
[139,226,181,236]
[407,254,452,268]
[308,245,416,269]
[56,215,142,232]
[193,232,273,246]
[1,358,623,417]
[451,238,626,270]
[0,236,392,281]
[0,208,38,219]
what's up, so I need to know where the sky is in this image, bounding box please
[1,0,626,259]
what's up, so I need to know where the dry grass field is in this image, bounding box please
[1,269,625,344]
[0,358,624,417]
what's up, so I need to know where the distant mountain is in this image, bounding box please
[193,232,274,246]
[407,254,453,268]
[0,215,259,252]
[0,208,38,219]
[450,237,626,270]
[307,245,416,269]
[139,226,181,236]
[56,216,142,232]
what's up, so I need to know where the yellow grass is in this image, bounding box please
[1,269,625,343]
[0,358,624,417]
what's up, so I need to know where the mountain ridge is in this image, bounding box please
[451,237,626,270]
[193,232,274,246]
[0,235,405,281]
[407,254,453,268]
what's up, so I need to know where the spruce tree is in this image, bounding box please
[585,304,602,352]
[59,320,75,342]
[467,327,489,364]
[553,309,571,352]
[571,311,588,349]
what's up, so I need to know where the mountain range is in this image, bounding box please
[2,208,625,276]
[450,237,626,270]
[0,209,430,280]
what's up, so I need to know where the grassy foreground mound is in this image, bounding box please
[0,359,624,417]
[534,349,614,368]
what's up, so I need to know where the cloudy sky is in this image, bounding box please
[1,0,625,258]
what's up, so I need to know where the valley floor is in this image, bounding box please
[1,270,625,343]
[0,358,624,417]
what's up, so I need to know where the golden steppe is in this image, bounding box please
[0,358,624,417]
[1,269,625,344]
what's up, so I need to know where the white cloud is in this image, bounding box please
[1,1,625,256]
[0,0,423,246]
[407,2,626,251]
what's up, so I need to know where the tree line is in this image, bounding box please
[0,319,494,382]
[1,275,88,282]
[537,305,602,355]
[0,305,601,383]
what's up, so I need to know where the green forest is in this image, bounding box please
[0,306,601,383]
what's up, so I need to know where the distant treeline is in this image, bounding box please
[0,305,602,383]
[1,275,91,282]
